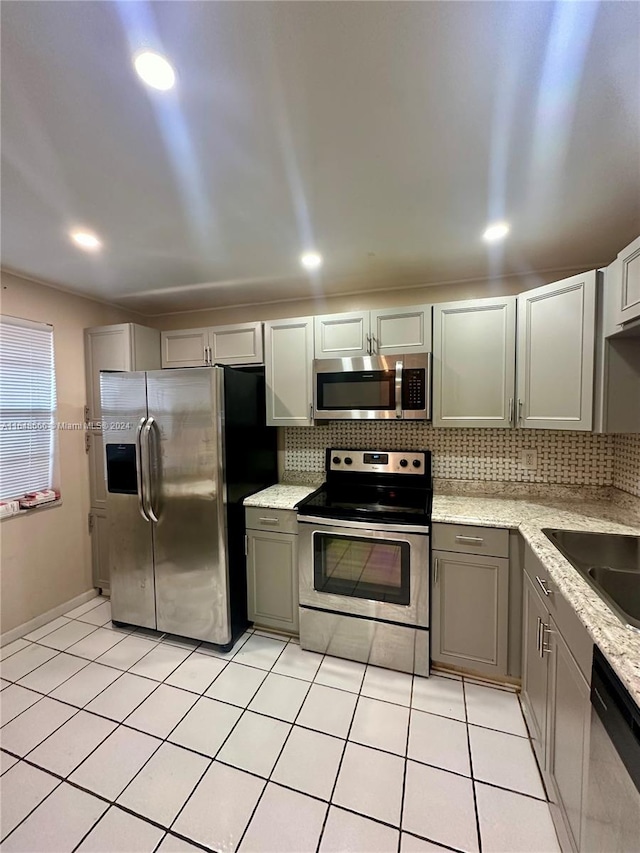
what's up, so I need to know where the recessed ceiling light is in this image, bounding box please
[300,251,323,270]
[69,229,102,251]
[133,50,176,91]
[483,222,510,242]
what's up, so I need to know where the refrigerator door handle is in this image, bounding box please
[136,417,150,522]
[141,416,160,523]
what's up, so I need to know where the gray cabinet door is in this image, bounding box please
[247,529,299,633]
[85,325,133,423]
[521,574,549,770]
[88,433,107,510]
[370,305,432,355]
[209,322,263,365]
[90,509,110,592]
[431,550,509,677]
[517,271,596,430]
[264,317,314,427]
[432,297,516,428]
[314,311,370,358]
[617,234,640,326]
[546,617,591,851]
[160,328,209,368]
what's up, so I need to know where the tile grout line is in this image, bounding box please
[462,678,484,853]
[314,664,367,852]
[396,672,415,853]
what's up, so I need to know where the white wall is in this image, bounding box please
[0,271,140,633]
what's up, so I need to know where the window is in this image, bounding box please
[0,316,57,501]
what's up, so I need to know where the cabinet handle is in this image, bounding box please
[536,616,543,656]
[518,399,524,426]
[433,557,439,585]
[259,517,280,525]
[536,575,553,597]
[366,333,372,355]
[309,403,314,422]
[372,335,378,354]
[244,534,248,556]
[455,535,484,545]
[541,622,553,656]
[508,397,514,426]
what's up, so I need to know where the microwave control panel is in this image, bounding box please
[402,368,426,410]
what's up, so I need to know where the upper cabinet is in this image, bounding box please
[314,311,370,359]
[160,327,209,368]
[161,322,263,368]
[432,297,516,428]
[85,323,161,423]
[264,317,315,427]
[616,235,640,327]
[517,271,596,431]
[370,305,432,355]
[210,322,263,365]
[314,305,432,359]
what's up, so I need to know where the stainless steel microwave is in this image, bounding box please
[313,353,431,420]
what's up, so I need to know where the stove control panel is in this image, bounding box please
[328,449,427,475]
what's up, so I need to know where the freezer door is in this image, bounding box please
[146,368,231,644]
[100,371,156,629]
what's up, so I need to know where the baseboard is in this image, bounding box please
[1,589,99,646]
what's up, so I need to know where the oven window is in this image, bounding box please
[313,532,410,605]
[316,371,395,410]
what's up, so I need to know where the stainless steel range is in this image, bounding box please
[297,449,432,676]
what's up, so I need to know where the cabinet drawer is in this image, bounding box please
[432,523,509,558]
[245,507,298,534]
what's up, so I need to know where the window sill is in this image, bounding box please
[1,498,63,521]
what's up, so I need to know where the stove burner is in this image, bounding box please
[296,448,433,527]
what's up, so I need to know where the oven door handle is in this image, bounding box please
[395,360,403,419]
[297,515,430,535]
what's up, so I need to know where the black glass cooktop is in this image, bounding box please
[297,484,431,525]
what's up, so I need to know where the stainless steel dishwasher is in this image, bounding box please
[583,646,640,852]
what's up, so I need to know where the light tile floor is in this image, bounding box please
[0,596,561,853]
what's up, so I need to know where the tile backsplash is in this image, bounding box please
[613,434,640,498]
[284,424,640,494]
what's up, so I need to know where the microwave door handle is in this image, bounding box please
[395,361,403,419]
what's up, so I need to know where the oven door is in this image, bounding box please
[298,516,429,627]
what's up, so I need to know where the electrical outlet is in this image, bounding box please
[520,449,538,470]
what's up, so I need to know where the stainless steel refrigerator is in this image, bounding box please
[100,366,277,648]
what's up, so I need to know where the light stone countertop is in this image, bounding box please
[245,480,640,704]
[243,483,319,510]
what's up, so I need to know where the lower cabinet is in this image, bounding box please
[521,560,593,852]
[89,509,110,593]
[521,572,550,766]
[431,548,509,677]
[246,523,299,634]
[547,619,591,851]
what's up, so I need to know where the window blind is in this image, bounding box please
[0,316,57,501]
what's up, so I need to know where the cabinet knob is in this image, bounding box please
[399,459,408,468]
[332,456,341,464]
[344,457,353,465]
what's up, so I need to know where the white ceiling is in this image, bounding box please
[1,1,639,315]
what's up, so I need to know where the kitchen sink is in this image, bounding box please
[542,529,640,631]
